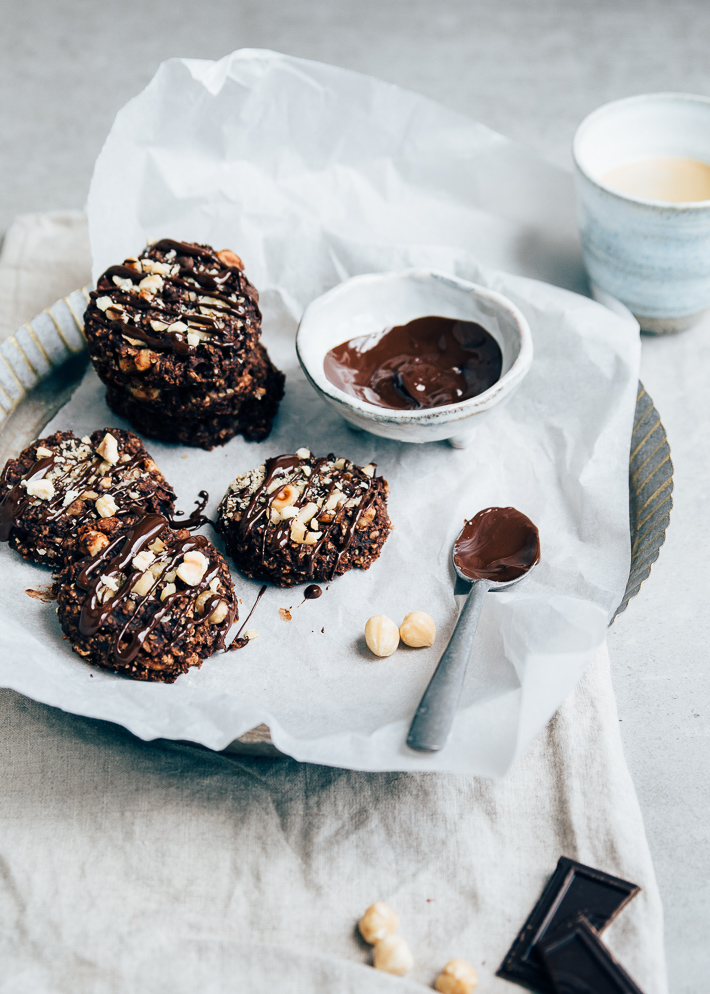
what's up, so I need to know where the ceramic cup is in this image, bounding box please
[573,92,710,334]
[296,269,533,448]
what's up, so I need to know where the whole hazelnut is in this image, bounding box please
[216,248,244,270]
[373,934,414,976]
[434,959,478,994]
[208,600,230,625]
[365,615,400,657]
[399,611,436,648]
[358,902,399,944]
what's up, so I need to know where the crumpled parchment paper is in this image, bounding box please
[0,50,640,774]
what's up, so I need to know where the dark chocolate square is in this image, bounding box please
[538,914,645,994]
[496,857,640,992]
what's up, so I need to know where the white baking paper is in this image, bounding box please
[0,50,640,774]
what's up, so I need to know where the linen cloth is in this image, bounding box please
[0,213,668,994]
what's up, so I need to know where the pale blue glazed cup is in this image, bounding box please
[573,93,710,334]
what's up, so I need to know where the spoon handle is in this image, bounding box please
[406,579,490,752]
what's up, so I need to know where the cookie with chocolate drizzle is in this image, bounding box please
[84,239,284,447]
[0,429,175,568]
[216,448,392,587]
[55,513,239,682]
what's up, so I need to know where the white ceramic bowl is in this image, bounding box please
[296,270,533,447]
[573,92,710,333]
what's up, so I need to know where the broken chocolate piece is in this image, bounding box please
[496,857,640,992]
[538,914,645,994]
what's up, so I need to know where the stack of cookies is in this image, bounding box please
[84,239,284,449]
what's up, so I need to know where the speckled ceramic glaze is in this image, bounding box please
[296,270,533,447]
[573,92,710,334]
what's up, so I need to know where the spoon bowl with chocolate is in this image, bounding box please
[296,270,533,447]
[407,506,540,753]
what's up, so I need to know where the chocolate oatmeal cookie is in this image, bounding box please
[0,429,175,568]
[56,513,239,682]
[216,448,392,586]
[83,239,284,446]
[106,342,285,449]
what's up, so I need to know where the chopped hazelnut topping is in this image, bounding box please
[95,493,118,518]
[25,478,55,500]
[96,433,119,465]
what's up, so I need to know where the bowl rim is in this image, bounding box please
[572,91,710,210]
[295,269,534,425]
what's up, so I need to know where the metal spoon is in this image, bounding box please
[406,522,538,754]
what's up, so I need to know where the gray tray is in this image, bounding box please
[0,290,674,754]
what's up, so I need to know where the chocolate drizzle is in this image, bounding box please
[0,439,175,544]
[230,584,268,649]
[304,584,322,600]
[76,513,237,665]
[0,455,55,542]
[453,506,540,583]
[167,490,211,530]
[324,315,503,410]
[233,453,378,581]
[90,239,261,356]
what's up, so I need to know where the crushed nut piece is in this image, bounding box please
[83,530,110,557]
[161,582,176,602]
[131,571,155,598]
[176,550,209,586]
[96,433,119,465]
[132,550,155,572]
[290,519,307,544]
[134,349,156,371]
[63,488,81,508]
[138,274,164,294]
[25,478,55,500]
[95,493,118,518]
[296,502,318,524]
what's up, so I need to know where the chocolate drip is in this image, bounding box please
[92,239,260,356]
[324,315,502,410]
[304,584,322,600]
[77,513,236,665]
[230,584,267,649]
[168,490,211,530]
[453,506,540,582]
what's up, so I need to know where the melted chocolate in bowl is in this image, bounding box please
[323,316,503,411]
[453,506,540,583]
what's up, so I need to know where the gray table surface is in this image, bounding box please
[1,1,708,990]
